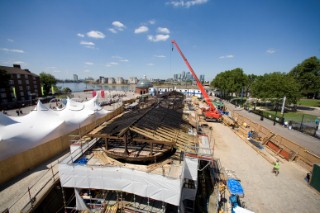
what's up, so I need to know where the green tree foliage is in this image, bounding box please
[251,72,301,104]
[211,68,247,98]
[244,74,258,97]
[63,87,72,94]
[39,72,57,95]
[289,56,320,98]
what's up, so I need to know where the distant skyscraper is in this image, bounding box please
[181,71,186,80]
[73,74,78,81]
[199,75,205,82]
[116,77,124,84]
[128,77,138,84]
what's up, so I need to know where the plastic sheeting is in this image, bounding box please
[75,188,89,210]
[59,139,199,207]
[233,206,255,213]
[227,179,244,197]
[183,157,198,181]
[59,163,182,206]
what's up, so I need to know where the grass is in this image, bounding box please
[264,110,317,122]
[297,99,320,107]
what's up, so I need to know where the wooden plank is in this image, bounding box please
[88,133,124,140]
[129,127,165,141]
[146,159,173,172]
[132,138,175,146]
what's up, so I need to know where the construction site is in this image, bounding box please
[56,90,218,212]
[1,40,320,213]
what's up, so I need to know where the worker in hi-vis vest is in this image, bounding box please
[273,160,280,176]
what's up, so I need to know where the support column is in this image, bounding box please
[124,132,129,156]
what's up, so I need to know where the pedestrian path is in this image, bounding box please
[223,101,320,156]
[210,122,320,213]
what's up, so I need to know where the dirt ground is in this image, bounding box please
[210,122,320,213]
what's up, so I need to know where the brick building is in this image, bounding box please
[135,77,153,95]
[0,64,41,109]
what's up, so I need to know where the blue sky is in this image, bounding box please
[0,0,319,81]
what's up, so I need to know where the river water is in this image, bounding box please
[57,82,135,92]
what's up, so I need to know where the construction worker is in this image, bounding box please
[273,160,280,176]
[247,130,253,140]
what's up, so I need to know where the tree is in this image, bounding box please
[39,72,57,96]
[244,74,258,97]
[211,68,247,98]
[289,56,320,98]
[251,72,301,104]
[63,87,72,94]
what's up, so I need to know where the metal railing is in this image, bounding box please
[6,158,62,213]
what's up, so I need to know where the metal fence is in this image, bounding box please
[251,109,319,139]
[4,160,61,213]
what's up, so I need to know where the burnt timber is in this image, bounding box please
[89,91,196,164]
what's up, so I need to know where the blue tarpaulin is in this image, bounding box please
[227,178,244,197]
[74,157,88,165]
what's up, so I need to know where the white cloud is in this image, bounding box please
[1,48,24,53]
[266,48,276,54]
[112,56,128,62]
[154,55,166,58]
[106,62,119,67]
[84,69,91,73]
[167,0,208,8]
[112,21,126,31]
[219,55,234,59]
[157,27,170,34]
[135,26,149,34]
[147,34,170,42]
[85,62,94,65]
[77,33,85,38]
[80,41,95,46]
[149,20,156,25]
[45,67,61,73]
[7,39,14,42]
[86,30,105,39]
[13,61,25,64]
[147,63,155,66]
[109,28,117,34]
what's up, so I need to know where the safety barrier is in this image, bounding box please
[232,111,320,170]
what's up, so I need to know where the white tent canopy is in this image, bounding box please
[0,96,110,161]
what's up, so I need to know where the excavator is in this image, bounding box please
[171,40,222,121]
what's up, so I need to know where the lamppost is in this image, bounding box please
[273,101,278,126]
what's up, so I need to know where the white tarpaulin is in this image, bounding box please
[183,157,198,181]
[234,206,255,213]
[59,163,182,206]
[75,188,89,210]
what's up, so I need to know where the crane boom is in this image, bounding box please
[171,40,222,120]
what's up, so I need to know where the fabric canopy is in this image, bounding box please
[0,95,110,161]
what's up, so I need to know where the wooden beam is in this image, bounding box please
[88,133,124,140]
[132,138,175,146]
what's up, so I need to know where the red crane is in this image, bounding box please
[171,40,222,121]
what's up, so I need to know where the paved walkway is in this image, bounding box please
[223,101,320,156]
[0,151,66,212]
[210,122,320,213]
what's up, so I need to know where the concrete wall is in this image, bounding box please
[0,106,124,185]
